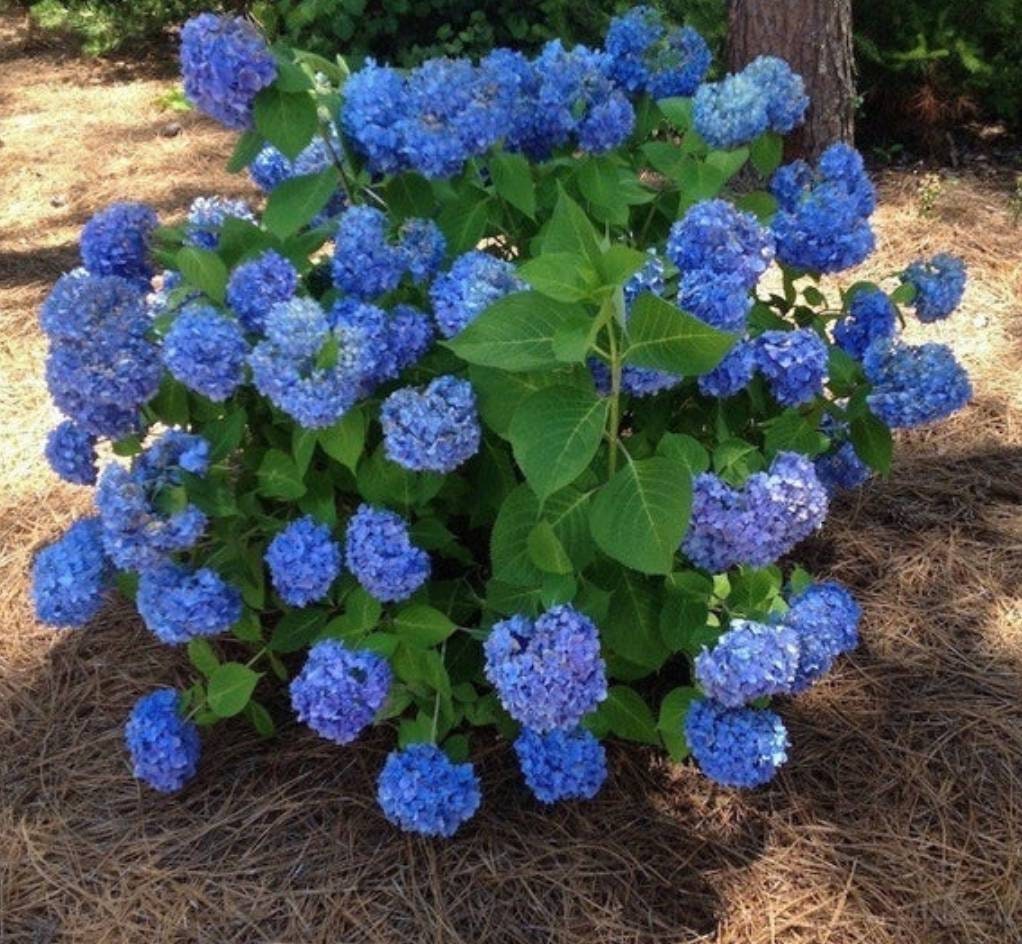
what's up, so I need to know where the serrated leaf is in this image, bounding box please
[490,485,543,587]
[590,455,692,575]
[509,385,608,502]
[544,188,601,264]
[626,292,737,376]
[207,663,261,718]
[438,196,491,256]
[489,151,536,218]
[445,291,590,372]
[592,686,660,745]
[226,130,264,173]
[658,686,699,761]
[263,169,339,239]
[657,432,710,474]
[604,571,669,669]
[527,521,573,575]
[393,605,457,648]
[257,449,307,499]
[468,365,589,438]
[269,607,328,652]
[319,407,365,471]
[518,253,595,302]
[253,86,318,159]
[749,131,784,176]
[175,247,227,303]
[851,411,893,474]
[187,638,220,677]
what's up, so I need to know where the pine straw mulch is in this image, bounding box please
[3,11,1022,942]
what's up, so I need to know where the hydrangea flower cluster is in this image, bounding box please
[833,288,897,361]
[514,727,607,803]
[771,144,876,273]
[124,689,201,793]
[291,640,392,744]
[225,250,298,333]
[753,329,829,406]
[249,135,347,223]
[784,581,861,692]
[45,419,98,486]
[863,339,972,428]
[693,55,808,151]
[265,515,343,607]
[32,517,111,628]
[95,430,210,572]
[136,563,242,645]
[685,698,790,788]
[377,744,481,837]
[815,441,872,495]
[162,304,249,401]
[180,13,276,130]
[683,452,829,572]
[698,340,756,398]
[695,619,801,708]
[185,196,255,250]
[429,251,524,339]
[604,5,711,98]
[79,202,158,286]
[484,605,608,732]
[381,375,481,473]
[901,253,967,322]
[344,504,430,603]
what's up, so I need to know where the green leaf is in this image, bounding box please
[150,376,190,426]
[592,686,660,745]
[597,244,649,287]
[657,433,710,474]
[489,151,536,218]
[625,292,737,376]
[438,195,491,256]
[392,644,451,697]
[445,291,591,372]
[642,141,687,179]
[576,155,624,211]
[187,638,220,677]
[734,190,779,222]
[203,408,247,462]
[728,566,783,617]
[393,605,457,648]
[713,438,766,485]
[658,686,699,761]
[749,131,784,176]
[319,407,365,471]
[269,608,328,652]
[657,96,693,132]
[385,173,435,218]
[257,449,307,499]
[763,409,830,458]
[526,521,573,575]
[226,130,264,173]
[543,188,601,264]
[660,571,714,654]
[490,485,543,587]
[540,572,577,607]
[890,281,917,305]
[263,169,339,239]
[850,412,893,474]
[604,571,669,669]
[253,86,317,159]
[508,385,608,502]
[469,365,586,438]
[175,247,228,303]
[518,253,595,302]
[207,663,261,718]
[292,426,318,475]
[706,147,749,182]
[244,700,276,737]
[590,455,692,575]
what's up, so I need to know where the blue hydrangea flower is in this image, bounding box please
[900,253,967,323]
[249,298,365,429]
[484,604,608,732]
[623,251,666,305]
[667,200,774,289]
[683,452,828,572]
[693,73,769,151]
[863,338,971,429]
[429,251,524,339]
[226,250,298,334]
[695,619,800,708]
[387,304,435,374]
[741,56,809,134]
[753,329,829,406]
[679,270,753,332]
[32,517,111,628]
[265,515,343,607]
[124,689,201,793]
[163,305,248,401]
[344,504,430,603]
[685,698,789,788]
[381,375,481,473]
[698,340,756,398]
[340,59,410,176]
[331,206,406,300]
[328,298,414,392]
[180,13,276,130]
[96,430,210,571]
[79,202,158,285]
[45,420,98,485]
[784,581,861,692]
[770,144,876,273]
[136,563,242,645]
[815,441,871,494]
[377,743,481,837]
[185,196,255,251]
[833,289,897,361]
[400,218,446,284]
[41,273,160,439]
[249,145,292,192]
[290,640,392,744]
[514,727,607,804]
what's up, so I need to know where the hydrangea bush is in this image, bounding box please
[32,7,972,834]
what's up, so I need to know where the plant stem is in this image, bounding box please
[607,324,622,477]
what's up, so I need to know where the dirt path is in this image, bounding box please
[2,11,1022,943]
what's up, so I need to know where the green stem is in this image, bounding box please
[607,324,622,477]
[318,122,356,204]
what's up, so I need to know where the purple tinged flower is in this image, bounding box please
[137,563,242,645]
[667,200,775,289]
[265,515,343,607]
[695,619,801,707]
[344,504,430,603]
[185,196,255,251]
[753,328,829,406]
[833,289,897,361]
[331,205,406,300]
[685,698,789,788]
[698,340,756,398]
[429,251,524,339]
[784,581,860,691]
[514,727,607,803]
[125,689,201,793]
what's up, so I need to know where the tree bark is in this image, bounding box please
[727,0,855,159]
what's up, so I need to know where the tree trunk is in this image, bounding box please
[727,0,854,159]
